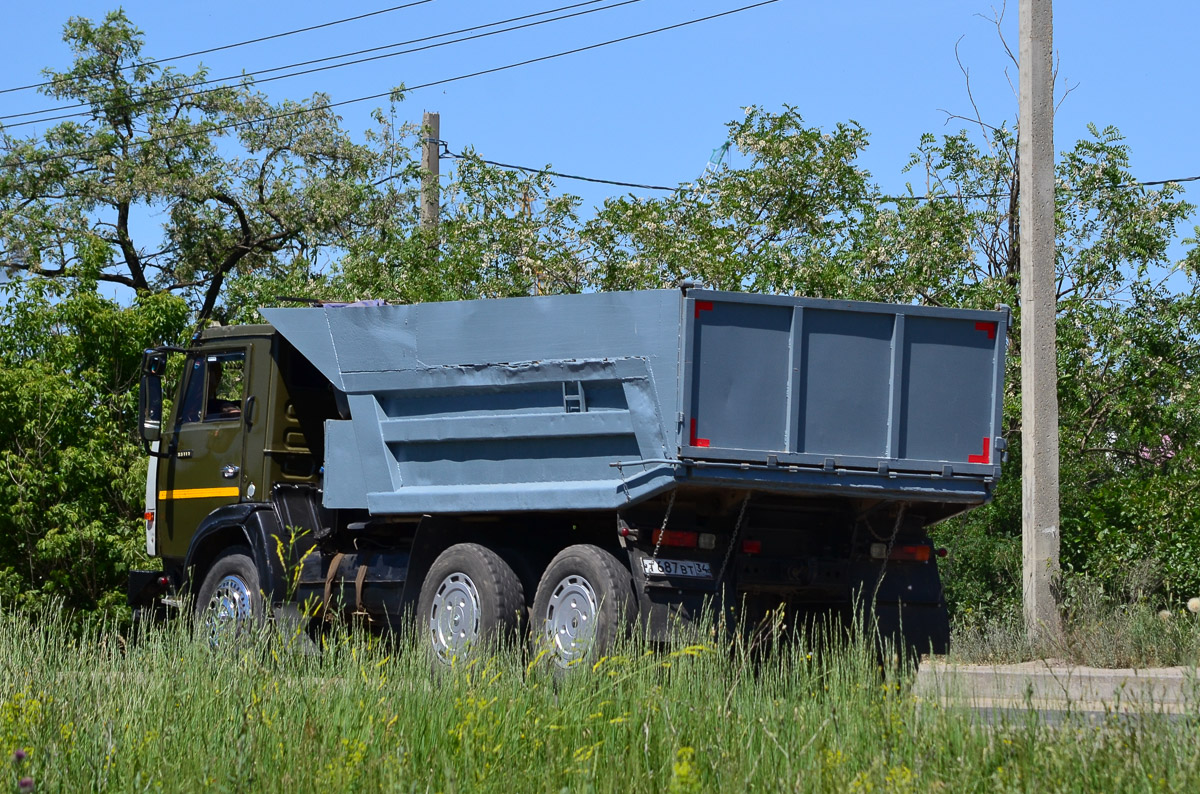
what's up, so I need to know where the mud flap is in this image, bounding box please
[872,602,950,658]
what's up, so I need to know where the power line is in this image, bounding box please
[1,0,781,170]
[0,1,438,97]
[878,173,1200,203]
[0,0,618,127]
[441,144,1200,201]
[442,147,676,191]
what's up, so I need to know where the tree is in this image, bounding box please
[0,10,379,326]
[334,144,589,304]
[0,278,189,614]
[580,106,875,295]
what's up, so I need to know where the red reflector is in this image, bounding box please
[975,321,997,339]
[651,530,698,548]
[689,418,710,448]
[890,545,932,563]
[936,547,949,558]
[741,539,762,555]
[144,511,154,522]
[695,300,714,318]
[156,576,170,588]
[968,436,991,464]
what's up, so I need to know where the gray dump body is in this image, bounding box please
[261,289,1007,516]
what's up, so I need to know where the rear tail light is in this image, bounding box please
[892,545,932,562]
[870,543,932,562]
[741,539,762,555]
[650,529,699,549]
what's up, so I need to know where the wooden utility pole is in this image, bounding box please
[421,111,440,242]
[1019,0,1062,644]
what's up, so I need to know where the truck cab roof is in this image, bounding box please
[196,324,276,342]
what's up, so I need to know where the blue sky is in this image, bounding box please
[2,0,1196,290]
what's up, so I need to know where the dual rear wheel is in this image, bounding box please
[417,542,634,668]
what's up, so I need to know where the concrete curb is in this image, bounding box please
[914,659,1200,714]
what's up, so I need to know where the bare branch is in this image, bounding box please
[95,272,137,287]
[981,1,1018,69]
[207,192,253,242]
[941,113,1002,136]
[115,200,149,290]
[1055,77,1080,114]
[0,261,67,278]
[164,279,205,292]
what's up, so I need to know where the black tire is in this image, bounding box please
[531,544,635,669]
[194,546,264,649]
[416,543,525,665]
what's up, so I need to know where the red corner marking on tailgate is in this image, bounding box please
[968,437,991,464]
[975,321,997,339]
[694,300,714,319]
[690,418,710,448]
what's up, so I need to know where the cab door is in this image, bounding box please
[157,348,250,559]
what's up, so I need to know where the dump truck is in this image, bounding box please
[129,287,1009,663]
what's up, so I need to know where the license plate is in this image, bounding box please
[641,558,713,579]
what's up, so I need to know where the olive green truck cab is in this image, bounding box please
[131,324,339,635]
[130,290,1009,663]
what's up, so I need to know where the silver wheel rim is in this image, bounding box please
[428,572,482,664]
[543,574,599,668]
[203,574,254,648]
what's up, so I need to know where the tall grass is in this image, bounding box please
[952,577,1200,667]
[2,608,1197,793]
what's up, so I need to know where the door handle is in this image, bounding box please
[221,464,240,479]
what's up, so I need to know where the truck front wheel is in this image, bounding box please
[417,543,525,665]
[532,545,635,669]
[194,546,264,649]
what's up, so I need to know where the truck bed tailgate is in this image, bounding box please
[681,291,1007,478]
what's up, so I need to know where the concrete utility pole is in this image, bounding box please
[421,111,440,242]
[1019,0,1063,644]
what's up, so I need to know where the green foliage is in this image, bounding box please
[335,144,589,304]
[0,278,190,615]
[1066,474,1200,600]
[581,106,875,294]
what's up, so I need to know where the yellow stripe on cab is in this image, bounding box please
[157,486,240,500]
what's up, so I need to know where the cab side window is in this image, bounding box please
[204,353,245,420]
[178,352,245,424]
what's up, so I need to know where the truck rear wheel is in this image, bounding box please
[532,545,635,669]
[194,546,264,649]
[417,543,525,665]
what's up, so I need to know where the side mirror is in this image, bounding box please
[139,350,167,444]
